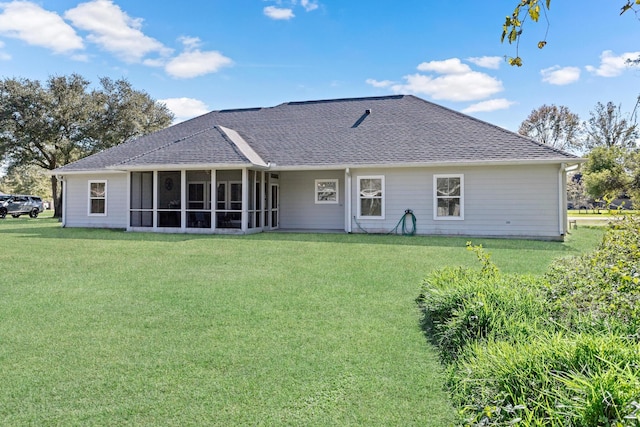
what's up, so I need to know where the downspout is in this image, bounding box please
[345,168,352,233]
[558,163,567,237]
[56,175,66,227]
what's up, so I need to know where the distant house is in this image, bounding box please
[52,95,582,240]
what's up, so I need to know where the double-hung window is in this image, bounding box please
[315,179,338,204]
[434,175,463,220]
[88,180,107,216]
[357,176,384,218]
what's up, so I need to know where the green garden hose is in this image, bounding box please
[353,209,416,236]
[389,209,416,236]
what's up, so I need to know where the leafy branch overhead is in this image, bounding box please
[502,0,639,66]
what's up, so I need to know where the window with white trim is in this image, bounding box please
[434,174,463,220]
[89,180,107,216]
[315,179,339,204]
[357,176,384,218]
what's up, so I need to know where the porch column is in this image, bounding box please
[211,169,217,230]
[152,171,158,229]
[345,168,352,233]
[180,170,187,229]
[241,168,248,232]
[260,170,265,229]
[126,172,131,231]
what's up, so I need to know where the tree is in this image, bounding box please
[625,149,640,202]
[502,0,639,66]
[0,74,173,217]
[581,146,630,202]
[0,163,50,197]
[583,101,639,151]
[518,104,581,152]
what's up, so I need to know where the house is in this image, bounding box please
[52,95,582,240]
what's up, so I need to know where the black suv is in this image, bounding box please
[0,195,44,219]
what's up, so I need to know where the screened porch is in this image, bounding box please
[128,169,279,233]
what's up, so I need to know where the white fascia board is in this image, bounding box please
[49,169,126,176]
[105,163,268,171]
[269,158,585,171]
[218,126,269,168]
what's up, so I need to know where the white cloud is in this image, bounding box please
[0,1,83,54]
[467,56,502,70]
[540,65,581,85]
[70,53,89,62]
[165,50,233,79]
[178,36,202,50]
[371,58,505,103]
[264,6,295,20]
[142,58,165,67]
[365,78,394,88]
[64,0,171,63]
[417,58,471,74]
[392,58,503,102]
[300,0,319,11]
[462,98,515,114]
[586,50,640,77]
[0,40,8,60]
[159,97,210,123]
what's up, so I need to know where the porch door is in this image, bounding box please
[188,182,206,209]
[270,183,279,229]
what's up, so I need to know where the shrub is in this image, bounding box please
[545,215,640,336]
[448,333,640,426]
[418,232,640,426]
[417,244,548,363]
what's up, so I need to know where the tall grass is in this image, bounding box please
[418,221,640,426]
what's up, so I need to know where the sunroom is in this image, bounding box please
[128,168,279,233]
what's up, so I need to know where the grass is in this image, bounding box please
[0,215,604,426]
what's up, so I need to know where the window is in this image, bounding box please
[88,181,107,215]
[434,175,463,220]
[315,179,339,204]
[358,176,384,218]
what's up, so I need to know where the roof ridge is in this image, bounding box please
[219,107,262,113]
[218,126,268,167]
[286,94,404,106]
[116,127,215,166]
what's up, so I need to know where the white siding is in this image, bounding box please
[279,170,345,230]
[64,173,128,228]
[61,164,565,239]
[349,165,563,239]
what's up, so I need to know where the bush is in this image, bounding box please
[418,231,640,426]
[417,244,548,363]
[545,215,640,337]
[449,333,640,426]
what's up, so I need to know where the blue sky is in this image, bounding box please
[0,0,639,132]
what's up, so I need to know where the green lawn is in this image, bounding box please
[0,216,603,426]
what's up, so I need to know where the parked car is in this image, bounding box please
[0,195,44,219]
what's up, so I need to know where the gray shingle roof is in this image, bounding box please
[55,95,580,173]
